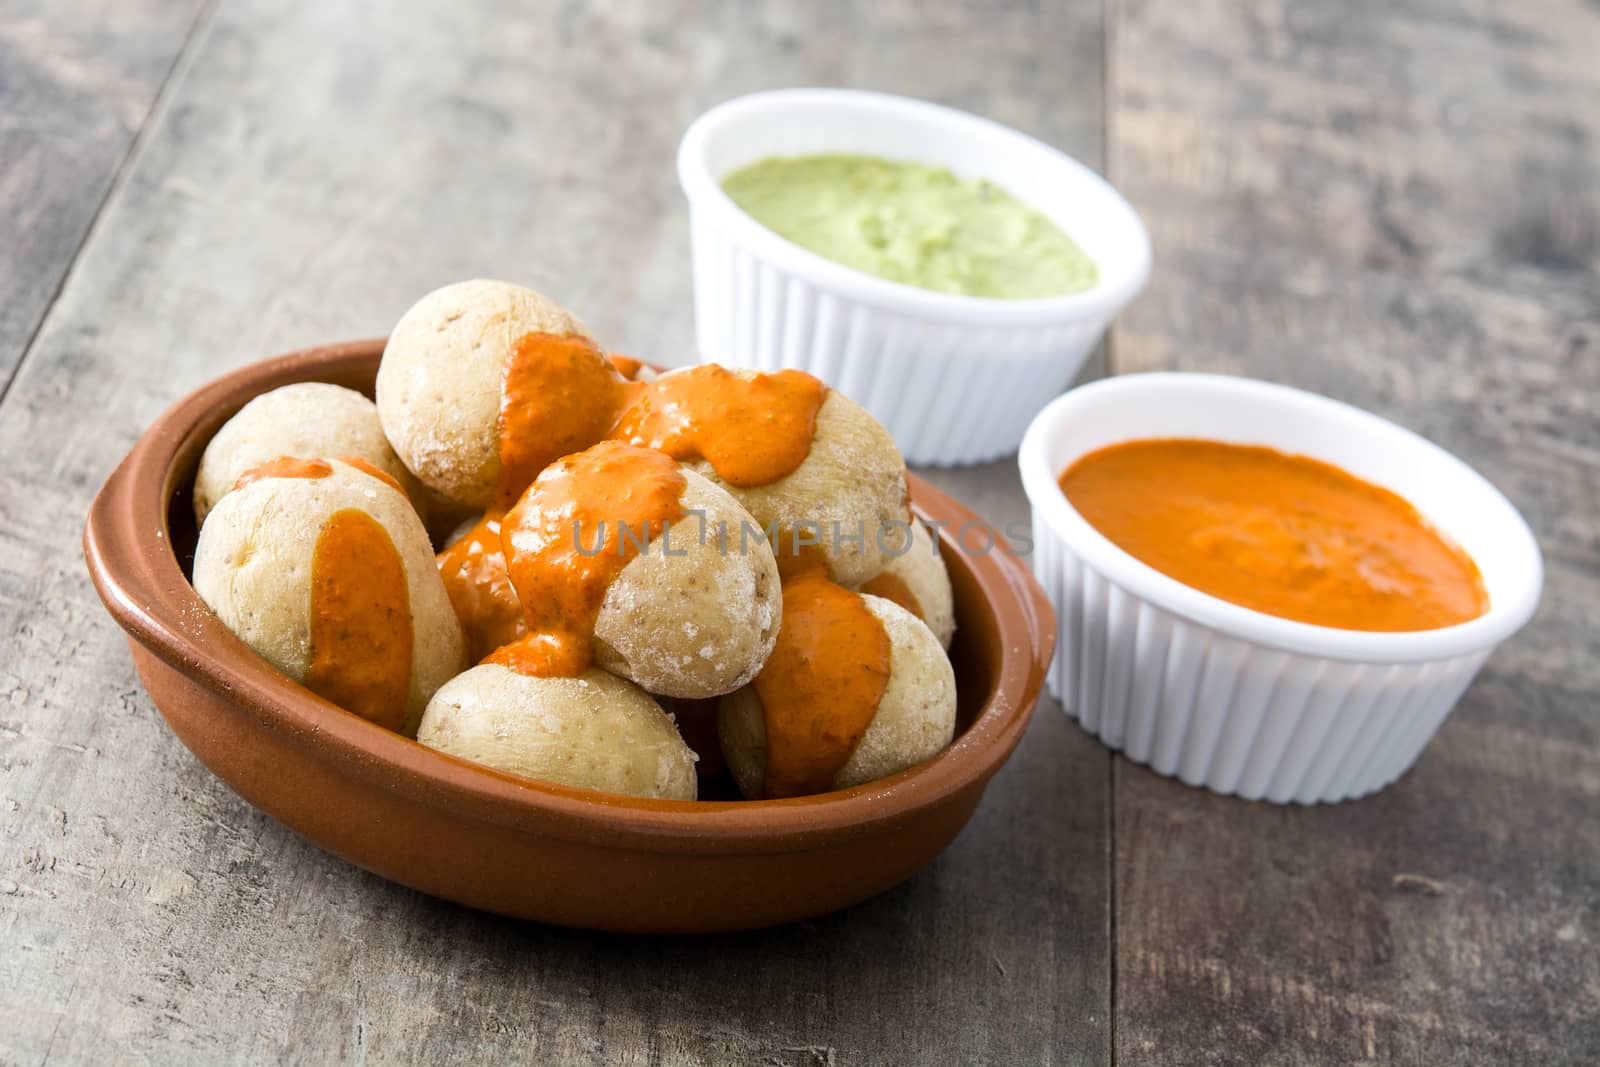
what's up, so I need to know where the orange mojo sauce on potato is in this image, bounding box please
[432,335,902,793]
[233,457,415,731]
[441,334,891,791]
[1057,439,1488,632]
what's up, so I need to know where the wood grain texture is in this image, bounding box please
[0,0,209,396]
[1108,0,1600,1062]
[0,1,1109,1063]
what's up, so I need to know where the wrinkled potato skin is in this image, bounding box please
[376,279,593,508]
[192,382,424,525]
[592,470,781,699]
[682,386,908,587]
[192,458,467,734]
[718,594,957,799]
[417,664,697,799]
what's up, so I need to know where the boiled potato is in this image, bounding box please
[435,510,532,664]
[376,279,593,509]
[499,445,782,698]
[858,519,956,649]
[192,456,467,736]
[593,468,781,698]
[680,382,909,586]
[719,593,957,798]
[416,664,697,799]
[192,382,423,525]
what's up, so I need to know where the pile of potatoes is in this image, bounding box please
[191,280,958,801]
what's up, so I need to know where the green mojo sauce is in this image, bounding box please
[721,154,1098,300]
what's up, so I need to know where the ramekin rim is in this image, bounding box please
[1018,371,1544,664]
[677,87,1152,327]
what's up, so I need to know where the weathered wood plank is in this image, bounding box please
[0,2,1110,1063]
[0,0,210,396]
[1108,0,1600,1062]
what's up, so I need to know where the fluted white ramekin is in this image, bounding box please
[678,89,1151,466]
[1019,373,1543,804]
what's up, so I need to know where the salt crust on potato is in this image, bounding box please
[375,279,593,509]
[192,382,423,525]
[416,663,697,800]
[192,457,467,732]
[592,468,781,699]
[717,594,957,799]
[679,382,910,586]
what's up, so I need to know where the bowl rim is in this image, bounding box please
[84,339,1056,855]
[1018,371,1544,664]
[677,87,1152,327]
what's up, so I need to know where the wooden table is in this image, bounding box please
[2,1,1595,1063]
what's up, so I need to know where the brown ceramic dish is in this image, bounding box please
[83,339,1056,933]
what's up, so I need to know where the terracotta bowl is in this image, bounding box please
[83,340,1056,933]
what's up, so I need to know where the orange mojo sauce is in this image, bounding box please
[1057,439,1488,632]
[754,563,892,798]
[489,441,687,678]
[496,333,636,509]
[436,512,527,663]
[307,509,414,732]
[233,455,399,494]
[612,364,826,488]
[449,335,831,664]
[232,459,415,731]
[608,353,645,380]
[233,456,332,490]
[335,455,404,494]
[494,333,827,505]
[859,571,924,623]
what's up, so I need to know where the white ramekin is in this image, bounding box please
[1018,373,1543,804]
[678,89,1151,466]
